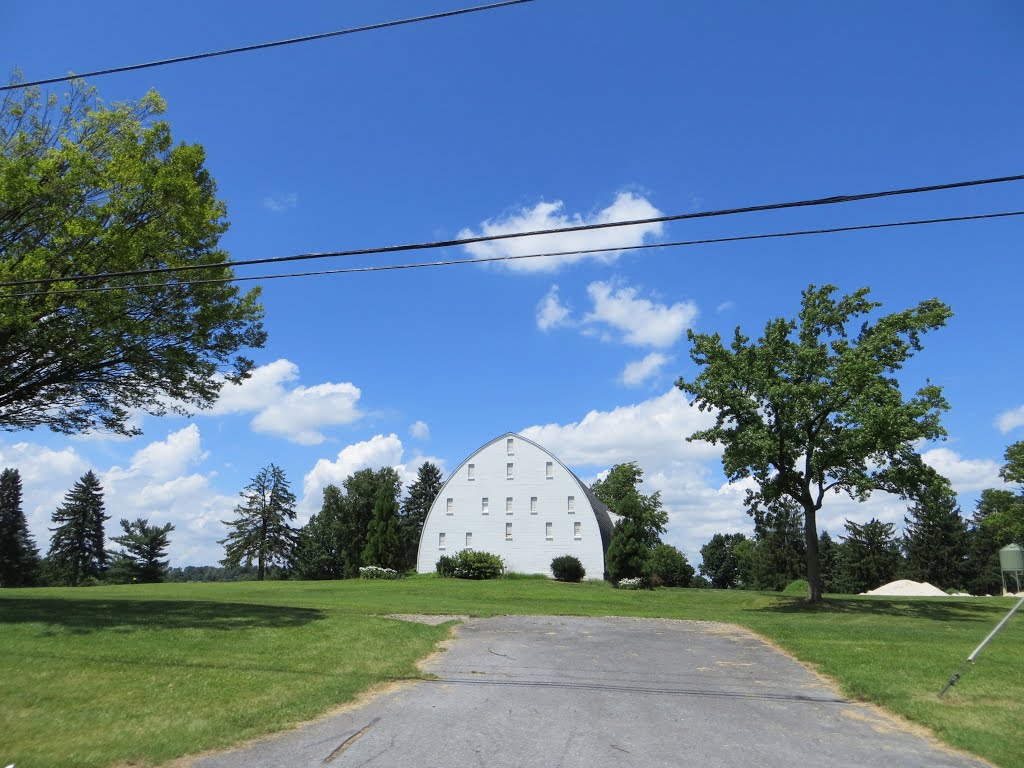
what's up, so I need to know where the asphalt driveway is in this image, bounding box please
[190,615,987,768]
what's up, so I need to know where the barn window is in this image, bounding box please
[505,522,513,540]
[507,438,514,455]
[481,497,489,514]
[467,463,475,480]
[506,496,513,514]
[545,461,553,479]
[507,462,514,479]
[465,532,473,548]
[530,496,538,514]
[567,496,575,513]
[574,522,582,539]
[446,498,453,515]
[545,522,553,540]
[439,532,446,549]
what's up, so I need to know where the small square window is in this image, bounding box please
[567,495,575,514]
[574,521,582,539]
[465,532,473,548]
[506,462,514,479]
[545,461,553,479]
[530,496,538,514]
[545,521,553,540]
[481,497,489,514]
[507,438,514,455]
[446,498,454,515]
[439,532,446,549]
[467,463,475,480]
[505,522,512,541]
[506,496,513,514]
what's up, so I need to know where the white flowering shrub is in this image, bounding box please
[359,566,402,580]
[616,577,647,590]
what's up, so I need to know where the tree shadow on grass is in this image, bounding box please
[0,597,324,635]
[755,595,1008,623]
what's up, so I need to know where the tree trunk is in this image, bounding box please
[803,504,822,602]
[257,553,265,581]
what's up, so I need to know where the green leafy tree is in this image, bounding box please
[400,461,443,569]
[109,517,174,583]
[337,467,401,578]
[647,543,694,587]
[975,443,1024,546]
[593,462,668,581]
[902,479,968,590]
[293,485,346,580]
[837,518,902,593]
[699,532,750,589]
[47,470,109,585]
[678,284,952,601]
[219,464,297,581]
[750,497,806,591]
[362,485,402,570]
[0,467,39,586]
[0,78,265,437]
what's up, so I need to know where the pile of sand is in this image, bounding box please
[862,579,948,597]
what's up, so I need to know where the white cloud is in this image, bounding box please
[715,301,735,314]
[536,285,572,331]
[459,192,663,272]
[111,424,208,482]
[263,192,298,213]
[410,420,430,440]
[921,447,1005,493]
[583,281,697,348]
[620,353,670,387]
[209,359,362,444]
[996,405,1024,434]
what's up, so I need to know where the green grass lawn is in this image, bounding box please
[2,578,1022,768]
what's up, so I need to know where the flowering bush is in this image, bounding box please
[616,576,648,590]
[359,565,402,580]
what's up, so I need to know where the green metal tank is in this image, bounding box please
[1000,544,1024,572]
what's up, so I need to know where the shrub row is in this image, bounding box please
[436,550,504,580]
[359,566,403,580]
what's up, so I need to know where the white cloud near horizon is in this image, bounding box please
[996,405,1024,434]
[459,192,663,272]
[921,447,1005,493]
[620,352,671,387]
[584,281,697,348]
[209,359,362,445]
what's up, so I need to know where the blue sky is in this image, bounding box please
[3,1,1023,567]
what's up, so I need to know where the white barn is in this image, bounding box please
[416,433,613,579]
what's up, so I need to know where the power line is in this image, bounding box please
[6,209,1020,300]
[0,0,537,92]
[2,173,1023,291]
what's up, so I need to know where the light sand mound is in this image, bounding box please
[863,579,948,597]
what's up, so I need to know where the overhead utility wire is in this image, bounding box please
[0,0,536,92]
[7,210,1021,300]
[2,173,1023,291]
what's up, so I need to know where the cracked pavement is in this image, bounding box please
[188,615,988,768]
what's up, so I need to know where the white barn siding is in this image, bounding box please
[416,433,609,579]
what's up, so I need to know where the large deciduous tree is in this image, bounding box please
[219,464,297,580]
[110,517,174,583]
[592,462,668,581]
[0,467,39,586]
[699,532,750,589]
[337,467,401,578]
[293,485,347,580]
[678,284,952,601]
[0,79,265,436]
[48,470,109,585]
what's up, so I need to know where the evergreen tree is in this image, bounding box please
[48,470,109,585]
[110,518,174,583]
[817,531,839,593]
[750,498,806,591]
[399,462,443,569]
[219,464,297,580]
[293,485,346,580]
[0,468,39,587]
[902,481,969,589]
[837,518,902,593]
[362,485,402,570]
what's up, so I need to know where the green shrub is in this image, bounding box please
[452,550,504,580]
[647,544,694,587]
[435,555,457,578]
[783,578,810,596]
[551,555,586,583]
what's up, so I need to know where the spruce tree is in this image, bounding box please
[817,531,839,593]
[903,482,969,589]
[362,485,402,570]
[219,464,297,580]
[837,518,902,593]
[0,468,39,587]
[399,462,443,569]
[750,498,806,591]
[48,471,109,586]
[110,518,175,583]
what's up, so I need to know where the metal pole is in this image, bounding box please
[940,594,1024,697]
